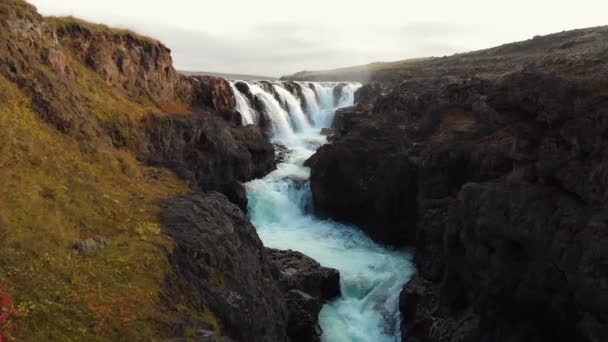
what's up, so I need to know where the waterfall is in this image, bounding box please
[272,84,312,133]
[239,79,415,341]
[246,82,295,139]
[309,83,339,128]
[337,83,360,109]
[229,80,361,135]
[231,83,256,125]
[298,83,322,126]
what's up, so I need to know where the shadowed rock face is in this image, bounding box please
[161,193,289,342]
[161,194,343,342]
[306,69,608,341]
[266,249,340,342]
[143,112,275,211]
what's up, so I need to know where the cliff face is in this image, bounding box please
[0,1,282,341]
[306,30,608,341]
[161,193,289,342]
[50,16,192,105]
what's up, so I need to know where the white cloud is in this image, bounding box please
[28,0,608,76]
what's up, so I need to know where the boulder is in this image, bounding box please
[266,248,340,342]
[73,236,108,254]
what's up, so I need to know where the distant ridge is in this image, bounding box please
[179,70,277,81]
[281,25,608,82]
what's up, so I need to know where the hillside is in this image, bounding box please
[0,1,297,340]
[179,70,277,81]
[282,25,608,82]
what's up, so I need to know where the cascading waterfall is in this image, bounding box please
[272,84,313,132]
[246,82,295,139]
[310,83,338,128]
[233,80,415,341]
[231,83,257,125]
[298,83,322,126]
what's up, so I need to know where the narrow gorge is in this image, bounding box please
[229,80,416,340]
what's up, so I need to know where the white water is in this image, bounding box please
[273,84,313,133]
[231,83,257,125]
[236,81,415,341]
[247,82,295,139]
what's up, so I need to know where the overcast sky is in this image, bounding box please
[29,0,607,77]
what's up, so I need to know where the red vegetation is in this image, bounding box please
[0,291,18,342]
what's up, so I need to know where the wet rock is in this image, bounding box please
[274,144,289,164]
[266,248,340,342]
[266,249,340,300]
[285,290,324,342]
[333,83,347,106]
[234,81,253,102]
[319,128,334,136]
[73,236,108,254]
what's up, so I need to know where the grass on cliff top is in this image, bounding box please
[47,15,160,44]
[0,0,37,20]
[0,73,193,340]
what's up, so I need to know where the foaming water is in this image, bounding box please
[239,81,415,341]
[247,82,295,139]
[273,84,313,133]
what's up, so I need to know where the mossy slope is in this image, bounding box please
[0,1,204,340]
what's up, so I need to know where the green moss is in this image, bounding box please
[0,74,189,340]
[209,270,225,290]
[200,307,223,335]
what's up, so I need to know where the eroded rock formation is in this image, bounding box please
[307,68,608,341]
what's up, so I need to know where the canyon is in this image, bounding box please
[0,0,607,341]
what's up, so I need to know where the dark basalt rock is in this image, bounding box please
[161,193,289,342]
[266,249,340,300]
[143,110,275,211]
[306,69,608,341]
[354,82,386,106]
[190,76,236,113]
[332,82,347,106]
[266,248,340,342]
[235,81,253,102]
